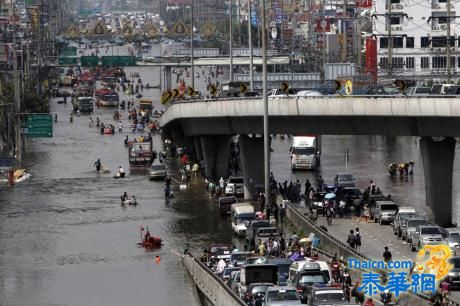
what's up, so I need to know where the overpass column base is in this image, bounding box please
[420,137,456,227]
[239,135,265,200]
[200,136,232,180]
[194,137,203,161]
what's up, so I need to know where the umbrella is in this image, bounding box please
[290,234,299,240]
[299,237,311,243]
[325,193,336,199]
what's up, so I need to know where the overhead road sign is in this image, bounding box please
[60,46,77,57]
[58,57,78,65]
[81,56,99,67]
[101,56,136,67]
[26,114,53,137]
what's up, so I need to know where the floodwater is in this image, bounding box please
[2,43,460,306]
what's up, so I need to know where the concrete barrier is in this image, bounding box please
[182,253,246,306]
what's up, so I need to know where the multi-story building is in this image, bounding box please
[374,0,459,79]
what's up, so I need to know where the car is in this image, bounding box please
[372,201,398,225]
[149,164,166,180]
[444,256,460,289]
[446,228,460,253]
[296,90,323,97]
[410,225,447,251]
[246,220,271,245]
[56,90,72,97]
[229,270,241,293]
[229,251,252,267]
[402,217,432,241]
[445,85,460,95]
[291,262,328,303]
[307,285,359,306]
[334,173,356,188]
[254,227,279,245]
[406,86,432,96]
[393,207,417,237]
[366,85,402,95]
[264,286,301,305]
[339,187,362,207]
[225,176,244,197]
[242,282,274,304]
[222,267,240,282]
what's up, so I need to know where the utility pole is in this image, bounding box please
[248,1,254,91]
[229,0,234,82]
[321,0,327,78]
[190,0,195,88]
[262,0,270,211]
[447,0,451,82]
[387,0,393,78]
[11,3,21,163]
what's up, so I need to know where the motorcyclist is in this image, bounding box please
[330,254,341,282]
[215,258,227,276]
[380,290,392,305]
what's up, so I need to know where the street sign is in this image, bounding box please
[171,89,180,98]
[58,57,78,65]
[240,83,248,93]
[161,90,173,104]
[209,84,218,95]
[60,46,77,57]
[187,86,196,96]
[280,82,289,92]
[27,114,53,138]
[172,20,188,36]
[81,56,99,67]
[101,56,136,67]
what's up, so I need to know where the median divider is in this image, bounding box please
[183,252,247,306]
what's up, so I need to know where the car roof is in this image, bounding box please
[446,228,460,233]
[397,207,416,212]
[416,225,441,229]
[267,285,296,292]
[376,201,397,205]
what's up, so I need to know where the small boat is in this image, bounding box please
[122,198,137,205]
[140,236,162,248]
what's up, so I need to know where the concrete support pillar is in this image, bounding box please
[420,137,456,227]
[194,137,203,161]
[200,136,232,180]
[239,135,265,200]
[164,66,172,90]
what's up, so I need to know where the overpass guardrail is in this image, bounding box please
[183,251,246,306]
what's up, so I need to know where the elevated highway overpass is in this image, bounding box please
[160,96,460,227]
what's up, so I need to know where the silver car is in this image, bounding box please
[149,164,166,180]
[392,207,417,237]
[372,201,398,225]
[410,225,447,252]
[264,286,301,306]
[402,218,432,242]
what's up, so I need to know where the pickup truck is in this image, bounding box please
[246,220,271,245]
[402,218,432,242]
[371,200,398,225]
[410,225,447,252]
[254,227,279,245]
[392,207,417,237]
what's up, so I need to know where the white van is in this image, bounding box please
[231,203,255,237]
[288,259,331,285]
[290,136,319,170]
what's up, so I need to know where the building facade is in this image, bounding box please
[374,0,459,79]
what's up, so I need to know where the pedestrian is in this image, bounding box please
[305,179,311,198]
[118,121,123,133]
[94,159,102,172]
[383,246,392,263]
[354,227,362,251]
[279,203,286,225]
[347,230,356,249]
[370,180,376,194]
[317,176,324,191]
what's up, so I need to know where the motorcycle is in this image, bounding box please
[331,262,341,283]
[121,196,137,206]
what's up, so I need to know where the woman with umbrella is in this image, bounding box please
[324,193,336,224]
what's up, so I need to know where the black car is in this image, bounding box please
[339,187,362,207]
[55,90,72,97]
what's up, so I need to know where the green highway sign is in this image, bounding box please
[60,46,77,57]
[101,56,136,67]
[81,56,99,67]
[58,57,78,65]
[27,114,53,138]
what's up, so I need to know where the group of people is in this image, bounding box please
[388,161,415,177]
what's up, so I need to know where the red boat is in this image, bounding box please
[141,236,162,248]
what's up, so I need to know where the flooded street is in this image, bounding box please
[1,46,460,305]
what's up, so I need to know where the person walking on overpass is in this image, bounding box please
[347,230,356,249]
[383,246,392,264]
